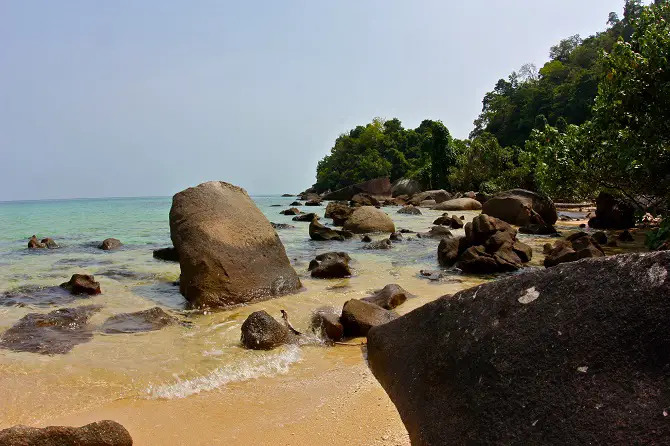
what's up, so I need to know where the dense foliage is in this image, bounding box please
[314,118,455,192]
[314,1,669,209]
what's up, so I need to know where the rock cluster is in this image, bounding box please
[544,232,605,267]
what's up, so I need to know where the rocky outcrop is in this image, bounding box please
[408,190,451,206]
[0,420,133,446]
[482,189,558,226]
[290,201,302,206]
[309,220,353,241]
[340,299,398,337]
[169,181,301,309]
[397,205,421,215]
[361,284,413,310]
[588,192,636,229]
[292,212,319,222]
[325,201,353,226]
[308,252,352,278]
[280,207,302,215]
[367,251,670,445]
[100,307,179,334]
[391,178,422,197]
[310,306,344,341]
[153,247,179,262]
[431,198,482,211]
[0,305,102,354]
[99,238,122,250]
[343,206,395,234]
[240,310,293,350]
[281,193,294,197]
[544,232,605,267]
[60,274,101,295]
[322,177,392,201]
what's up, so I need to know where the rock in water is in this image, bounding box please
[169,181,301,309]
[99,238,122,250]
[367,251,670,446]
[27,235,46,249]
[362,239,393,250]
[309,219,352,241]
[41,237,59,249]
[60,274,102,295]
[100,307,179,334]
[309,252,351,278]
[431,198,482,211]
[407,190,451,206]
[240,310,292,350]
[397,205,421,215]
[280,207,301,215]
[0,305,102,354]
[482,189,558,226]
[325,201,353,226]
[343,206,396,234]
[292,212,319,222]
[153,247,179,262]
[361,284,413,310]
[544,232,605,267]
[340,299,398,337]
[0,420,133,446]
[310,306,344,341]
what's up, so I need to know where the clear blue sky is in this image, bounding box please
[0,0,625,201]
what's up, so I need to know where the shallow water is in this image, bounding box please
[0,196,643,429]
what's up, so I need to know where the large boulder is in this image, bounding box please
[240,310,293,350]
[544,232,605,267]
[482,189,557,226]
[437,236,470,267]
[343,206,395,234]
[391,178,422,197]
[169,181,301,309]
[308,252,352,278]
[431,198,482,211]
[367,251,670,445]
[408,190,451,206]
[324,201,353,226]
[588,192,636,229]
[0,420,133,446]
[340,299,398,337]
[322,177,392,201]
[361,284,413,310]
[309,220,353,241]
[99,238,122,251]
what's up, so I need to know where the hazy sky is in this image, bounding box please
[0,0,625,201]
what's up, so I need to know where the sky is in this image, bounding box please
[0,0,627,201]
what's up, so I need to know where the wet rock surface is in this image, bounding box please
[60,274,102,295]
[309,219,353,241]
[0,305,102,354]
[292,212,319,222]
[0,285,85,307]
[0,420,133,446]
[324,201,353,226]
[100,307,179,334]
[153,247,179,262]
[362,239,393,250]
[240,310,293,350]
[280,207,302,215]
[340,299,398,337]
[361,284,413,310]
[270,222,295,230]
[397,205,421,215]
[544,232,605,267]
[310,306,344,341]
[99,238,122,251]
[367,251,670,446]
[309,252,352,279]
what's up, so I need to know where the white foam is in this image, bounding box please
[146,345,302,399]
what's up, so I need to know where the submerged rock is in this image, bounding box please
[41,238,59,249]
[0,285,83,308]
[367,251,670,446]
[270,222,295,230]
[60,274,101,295]
[343,206,396,234]
[100,307,179,334]
[482,189,557,226]
[309,219,353,241]
[397,205,421,215]
[340,299,398,337]
[0,305,102,354]
[310,306,344,341]
[170,181,301,309]
[153,247,179,262]
[361,284,413,310]
[309,252,352,279]
[0,420,133,446]
[431,198,482,211]
[99,238,122,251]
[362,239,393,250]
[240,310,293,350]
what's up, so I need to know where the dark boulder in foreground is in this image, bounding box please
[361,284,413,310]
[0,305,102,354]
[310,306,344,341]
[60,274,101,295]
[544,232,605,267]
[309,220,353,241]
[99,238,122,251]
[170,181,301,309]
[0,420,133,446]
[340,299,398,337]
[367,251,670,446]
[153,247,179,262]
[240,310,293,350]
[588,192,636,229]
[482,189,557,226]
[100,307,179,334]
[309,252,352,278]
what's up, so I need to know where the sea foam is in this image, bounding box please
[145,345,302,399]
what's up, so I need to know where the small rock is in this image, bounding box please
[99,238,122,251]
[60,274,101,295]
[27,235,46,249]
[310,307,344,341]
[340,299,398,337]
[361,235,372,243]
[100,307,179,334]
[397,205,422,215]
[240,311,292,350]
[309,252,352,278]
[292,213,319,222]
[281,207,302,215]
[41,238,59,249]
[389,232,403,242]
[361,284,414,310]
